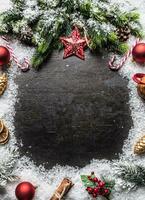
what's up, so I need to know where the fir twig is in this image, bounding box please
[0,147,19,186]
[114,161,145,187]
[0,0,142,69]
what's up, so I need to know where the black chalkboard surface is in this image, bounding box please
[14,51,132,169]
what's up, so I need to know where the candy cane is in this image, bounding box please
[1,36,30,72]
[108,39,140,71]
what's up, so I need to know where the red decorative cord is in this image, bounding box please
[132,73,145,85]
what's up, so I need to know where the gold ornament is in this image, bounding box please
[137,76,145,100]
[0,120,4,133]
[0,73,8,96]
[134,135,145,155]
[0,120,9,145]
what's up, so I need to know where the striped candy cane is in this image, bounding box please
[108,39,140,71]
[1,36,30,72]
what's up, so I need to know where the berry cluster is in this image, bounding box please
[86,176,110,199]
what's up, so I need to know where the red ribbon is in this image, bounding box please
[132,73,145,85]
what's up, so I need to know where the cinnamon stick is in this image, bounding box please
[50,178,74,200]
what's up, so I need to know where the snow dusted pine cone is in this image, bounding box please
[134,135,145,155]
[0,73,8,96]
[20,26,33,45]
[0,120,9,145]
[116,25,131,42]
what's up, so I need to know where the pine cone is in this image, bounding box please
[20,26,33,45]
[116,25,131,42]
[0,120,9,145]
[134,135,145,155]
[0,73,8,96]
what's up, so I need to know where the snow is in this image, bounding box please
[1,0,145,199]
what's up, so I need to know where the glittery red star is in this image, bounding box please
[60,27,87,60]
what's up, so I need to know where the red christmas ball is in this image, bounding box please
[132,43,145,63]
[15,182,35,200]
[0,46,10,66]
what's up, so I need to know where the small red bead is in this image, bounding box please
[93,187,99,194]
[86,187,93,194]
[104,189,110,195]
[99,181,105,188]
[92,193,97,198]
[93,177,99,183]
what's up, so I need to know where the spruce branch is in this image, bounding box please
[0,147,19,186]
[0,0,142,68]
[11,0,26,9]
[114,161,145,188]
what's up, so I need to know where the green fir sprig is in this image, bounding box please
[0,0,142,69]
[114,161,145,188]
[0,147,19,186]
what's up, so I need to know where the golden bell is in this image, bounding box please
[137,76,145,100]
[0,73,8,96]
[0,120,9,145]
[134,135,145,155]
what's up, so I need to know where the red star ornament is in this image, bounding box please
[60,27,87,60]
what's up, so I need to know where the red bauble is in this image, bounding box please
[132,43,145,63]
[0,46,10,66]
[15,182,35,200]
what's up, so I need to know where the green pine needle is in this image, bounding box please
[0,0,142,69]
[114,162,145,187]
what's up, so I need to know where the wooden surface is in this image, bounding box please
[14,51,132,168]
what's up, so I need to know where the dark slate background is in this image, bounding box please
[14,51,132,169]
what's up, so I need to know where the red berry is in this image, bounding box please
[93,177,98,183]
[86,187,93,194]
[93,187,99,194]
[92,193,97,198]
[104,189,110,195]
[99,181,105,188]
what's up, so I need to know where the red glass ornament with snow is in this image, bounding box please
[132,43,145,64]
[0,46,10,66]
[15,181,36,200]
